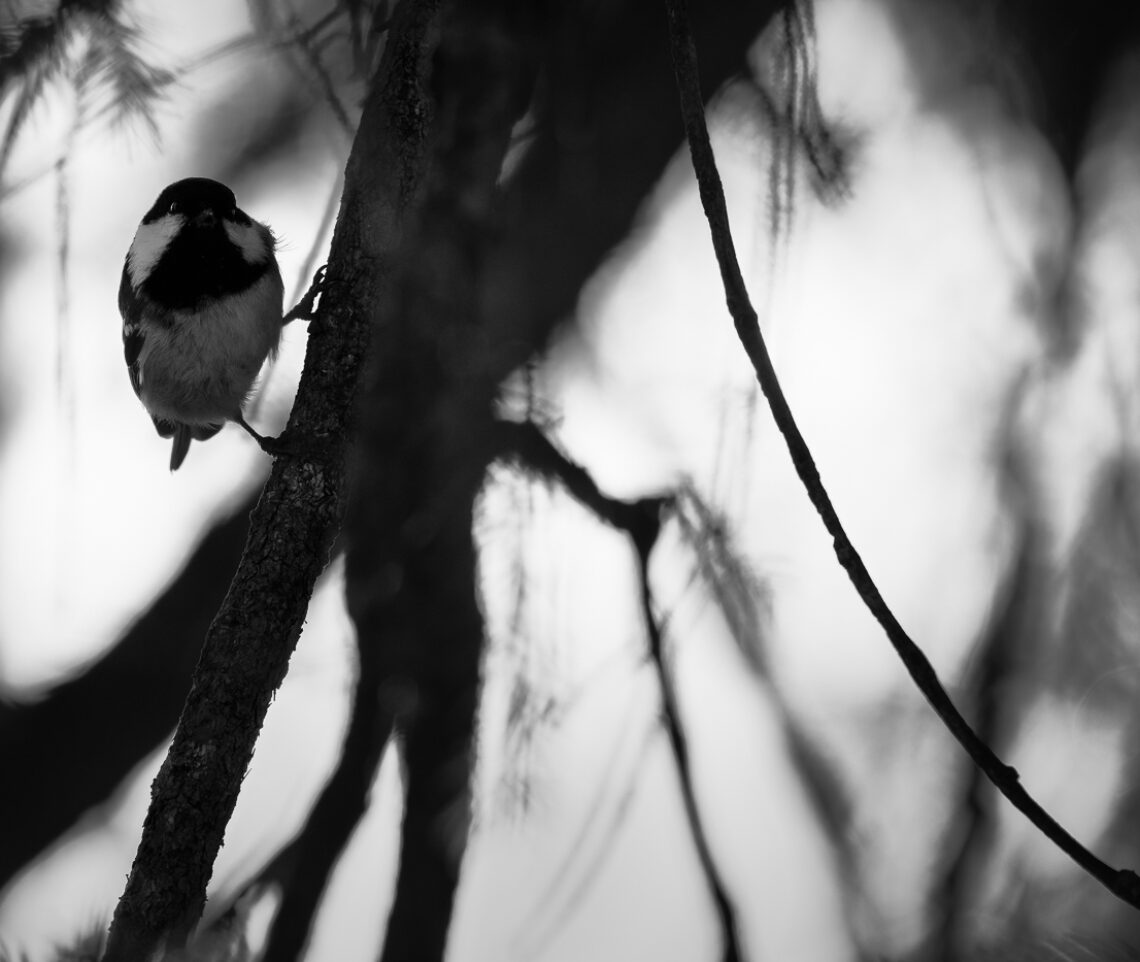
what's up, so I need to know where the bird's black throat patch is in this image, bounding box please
[142,223,267,310]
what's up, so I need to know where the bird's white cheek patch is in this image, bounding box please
[126,214,184,290]
[225,220,270,264]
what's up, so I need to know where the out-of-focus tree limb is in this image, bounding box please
[343,4,541,960]
[0,500,252,893]
[994,0,1139,173]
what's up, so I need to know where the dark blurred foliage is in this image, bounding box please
[996,0,1140,172]
[0,499,254,892]
[1,908,254,962]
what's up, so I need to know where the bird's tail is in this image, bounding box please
[169,422,223,471]
[169,425,192,471]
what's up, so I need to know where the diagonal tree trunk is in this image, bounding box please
[98,3,442,957]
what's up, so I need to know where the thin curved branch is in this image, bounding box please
[663,0,1140,914]
[98,3,442,959]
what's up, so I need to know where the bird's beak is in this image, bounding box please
[194,209,218,228]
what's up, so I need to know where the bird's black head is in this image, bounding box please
[127,177,274,310]
[143,178,239,225]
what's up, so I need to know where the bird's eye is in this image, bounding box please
[168,201,180,214]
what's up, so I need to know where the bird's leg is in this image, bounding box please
[283,264,326,324]
[235,415,335,462]
[235,414,282,454]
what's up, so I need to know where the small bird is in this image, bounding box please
[118,177,285,471]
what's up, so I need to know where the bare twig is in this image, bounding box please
[663,0,1140,914]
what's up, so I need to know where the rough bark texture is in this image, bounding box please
[98,4,441,959]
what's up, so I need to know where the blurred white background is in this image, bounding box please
[2,1,1137,960]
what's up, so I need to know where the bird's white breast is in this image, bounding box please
[136,269,284,425]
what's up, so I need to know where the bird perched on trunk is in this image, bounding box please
[118,177,284,471]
